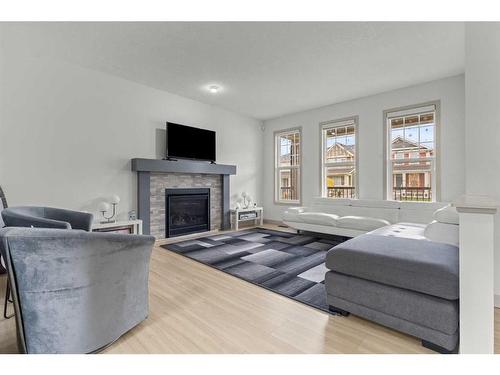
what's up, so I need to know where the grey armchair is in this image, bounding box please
[0,186,8,274]
[1,206,94,320]
[1,206,93,231]
[0,187,10,319]
[0,186,7,230]
[0,227,155,354]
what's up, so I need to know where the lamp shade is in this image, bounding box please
[98,201,111,212]
[110,194,121,204]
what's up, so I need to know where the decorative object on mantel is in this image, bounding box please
[98,195,120,224]
[237,192,252,209]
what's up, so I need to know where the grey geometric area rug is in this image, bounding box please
[161,228,348,313]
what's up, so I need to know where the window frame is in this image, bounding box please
[274,127,302,205]
[383,101,441,202]
[320,116,359,199]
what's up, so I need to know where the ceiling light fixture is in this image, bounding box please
[208,85,220,94]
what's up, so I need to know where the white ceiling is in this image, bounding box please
[8,22,465,120]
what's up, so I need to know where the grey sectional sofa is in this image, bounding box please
[325,227,459,353]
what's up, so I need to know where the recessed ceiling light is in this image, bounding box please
[208,85,220,94]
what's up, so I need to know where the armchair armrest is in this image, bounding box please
[1,207,93,231]
[1,208,71,229]
[44,207,94,231]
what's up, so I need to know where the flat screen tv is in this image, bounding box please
[166,122,216,162]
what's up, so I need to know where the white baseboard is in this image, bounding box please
[263,219,286,226]
[495,294,500,308]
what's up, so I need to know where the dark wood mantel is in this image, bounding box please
[131,158,237,235]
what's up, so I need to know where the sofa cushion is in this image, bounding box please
[309,203,399,223]
[433,205,459,225]
[298,212,339,226]
[311,197,352,206]
[336,216,390,231]
[369,222,427,240]
[424,220,459,247]
[325,233,459,299]
[282,207,306,222]
[398,202,448,224]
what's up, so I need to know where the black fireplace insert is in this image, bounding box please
[165,188,210,237]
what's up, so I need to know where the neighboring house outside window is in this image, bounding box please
[274,128,301,204]
[320,117,358,199]
[385,102,439,202]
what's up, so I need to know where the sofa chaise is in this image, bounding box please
[325,222,459,353]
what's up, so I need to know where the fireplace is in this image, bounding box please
[165,188,210,237]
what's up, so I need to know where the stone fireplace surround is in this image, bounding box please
[131,158,236,239]
[155,177,217,238]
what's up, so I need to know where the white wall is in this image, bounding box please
[0,32,263,220]
[262,75,465,221]
[464,23,500,302]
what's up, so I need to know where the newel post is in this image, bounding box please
[453,195,497,354]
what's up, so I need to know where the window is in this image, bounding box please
[275,128,301,204]
[320,117,357,198]
[385,103,438,202]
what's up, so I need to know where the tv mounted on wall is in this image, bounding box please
[166,122,216,163]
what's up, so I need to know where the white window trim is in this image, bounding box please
[274,127,302,205]
[385,104,436,119]
[383,101,441,202]
[319,116,359,199]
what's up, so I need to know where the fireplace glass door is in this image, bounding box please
[165,188,210,237]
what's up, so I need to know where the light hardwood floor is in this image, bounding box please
[1,225,499,354]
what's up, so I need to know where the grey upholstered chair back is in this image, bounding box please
[0,227,155,354]
[0,186,7,274]
[0,186,7,229]
[1,206,93,231]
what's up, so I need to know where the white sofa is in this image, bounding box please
[283,198,449,238]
